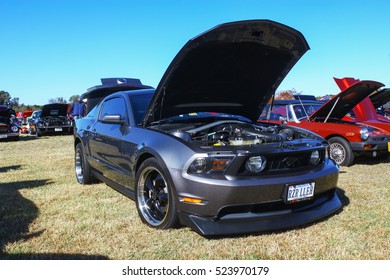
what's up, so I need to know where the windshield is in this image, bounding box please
[291,104,321,119]
[259,103,322,121]
[129,94,153,125]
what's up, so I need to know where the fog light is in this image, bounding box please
[189,157,207,174]
[245,156,266,173]
[310,150,321,165]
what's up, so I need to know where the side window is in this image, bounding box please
[270,105,286,120]
[99,97,128,122]
[87,104,99,118]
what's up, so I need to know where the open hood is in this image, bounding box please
[0,105,15,117]
[143,20,309,125]
[309,80,384,121]
[334,77,390,109]
[369,88,390,108]
[41,103,69,118]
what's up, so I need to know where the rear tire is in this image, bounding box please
[135,158,178,230]
[75,143,94,184]
[329,137,354,166]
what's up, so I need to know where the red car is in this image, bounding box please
[259,80,390,166]
[335,77,390,132]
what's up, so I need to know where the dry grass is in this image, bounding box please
[1,135,390,260]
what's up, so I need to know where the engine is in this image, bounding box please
[170,120,296,147]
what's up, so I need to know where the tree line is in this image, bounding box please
[0,90,80,112]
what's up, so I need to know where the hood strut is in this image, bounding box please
[324,97,340,123]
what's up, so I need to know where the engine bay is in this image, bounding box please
[167,120,301,147]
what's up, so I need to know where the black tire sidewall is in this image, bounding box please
[329,137,354,166]
[135,157,178,230]
[75,143,93,184]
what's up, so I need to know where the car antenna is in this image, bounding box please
[296,94,310,122]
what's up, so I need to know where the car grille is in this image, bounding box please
[236,149,326,176]
[47,120,65,126]
[370,136,389,142]
[215,189,335,221]
[0,126,8,133]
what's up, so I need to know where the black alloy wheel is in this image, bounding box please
[135,158,178,229]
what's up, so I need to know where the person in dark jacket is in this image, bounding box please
[68,98,86,121]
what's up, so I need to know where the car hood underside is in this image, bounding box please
[143,20,310,125]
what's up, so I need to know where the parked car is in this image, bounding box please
[27,110,42,134]
[74,20,341,236]
[335,77,390,132]
[31,104,73,137]
[81,77,154,115]
[260,81,390,166]
[0,105,20,141]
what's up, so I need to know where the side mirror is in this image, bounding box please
[101,114,126,125]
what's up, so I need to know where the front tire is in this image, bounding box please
[75,143,94,184]
[135,158,178,230]
[329,136,355,166]
[36,128,42,138]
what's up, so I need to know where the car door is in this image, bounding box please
[88,96,130,185]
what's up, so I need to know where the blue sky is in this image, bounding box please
[1,0,390,105]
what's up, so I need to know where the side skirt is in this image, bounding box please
[91,170,135,200]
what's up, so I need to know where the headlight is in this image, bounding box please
[360,126,369,140]
[309,150,321,165]
[11,126,19,132]
[37,122,43,128]
[245,156,267,173]
[188,156,233,174]
[188,157,207,174]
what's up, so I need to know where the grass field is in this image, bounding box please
[1,135,390,260]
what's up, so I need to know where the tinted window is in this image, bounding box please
[259,105,287,120]
[99,97,128,122]
[129,94,153,125]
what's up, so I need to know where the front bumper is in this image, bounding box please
[0,132,19,139]
[350,139,390,153]
[38,125,73,135]
[169,158,340,235]
[178,190,341,236]
[171,159,339,217]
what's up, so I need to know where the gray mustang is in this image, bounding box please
[74,20,341,236]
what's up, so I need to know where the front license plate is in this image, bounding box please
[0,134,7,139]
[286,182,315,202]
[55,127,63,132]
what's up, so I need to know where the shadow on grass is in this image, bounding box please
[0,253,109,260]
[0,178,108,260]
[18,135,38,141]
[0,165,22,173]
